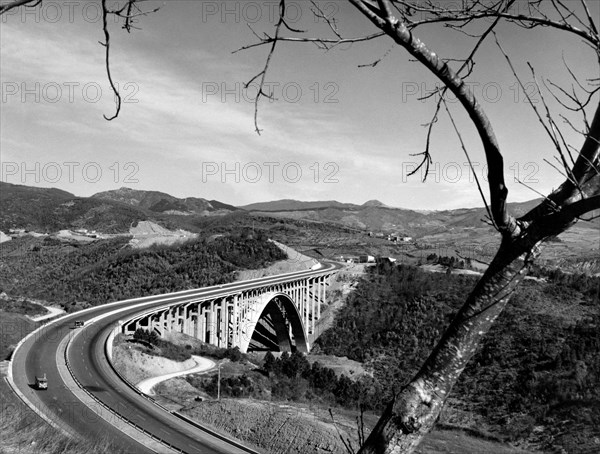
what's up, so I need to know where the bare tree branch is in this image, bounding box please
[350,0,516,235]
[542,194,600,225]
[357,46,393,68]
[97,0,160,120]
[310,0,342,40]
[516,176,560,210]
[100,0,121,121]
[393,0,599,45]
[527,63,583,194]
[108,0,161,33]
[569,144,600,176]
[233,0,388,133]
[521,102,600,223]
[240,0,294,134]
[411,9,507,184]
[495,36,559,151]
[233,31,386,54]
[0,0,40,15]
[442,98,496,230]
[580,0,599,36]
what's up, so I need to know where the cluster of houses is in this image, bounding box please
[367,231,413,243]
[338,255,398,264]
[333,230,414,265]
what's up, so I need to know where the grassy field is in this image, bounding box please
[420,429,534,454]
[161,384,534,454]
[181,398,360,454]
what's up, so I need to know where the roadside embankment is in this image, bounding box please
[180,399,359,454]
[111,338,197,385]
[235,240,318,280]
[137,355,215,395]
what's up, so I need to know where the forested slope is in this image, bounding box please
[316,264,600,452]
[0,233,286,310]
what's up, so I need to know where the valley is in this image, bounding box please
[0,183,598,454]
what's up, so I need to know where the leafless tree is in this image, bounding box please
[238,1,600,451]
[2,0,599,453]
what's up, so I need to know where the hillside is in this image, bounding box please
[91,187,239,215]
[317,263,600,453]
[0,183,241,234]
[241,197,564,235]
[240,198,359,211]
[248,204,432,234]
[2,183,597,273]
[5,182,597,238]
[0,182,148,233]
[244,198,598,272]
[0,233,285,310]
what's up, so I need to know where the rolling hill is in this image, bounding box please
[239,199,360,212]
[0,182,148,233]
[240,196,599,235]
[91,187,240,215]
[0,183,240,234]
[241,198,493,235]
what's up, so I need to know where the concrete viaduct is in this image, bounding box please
[121,267,337,353]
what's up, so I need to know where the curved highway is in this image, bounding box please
[10,262,341,453]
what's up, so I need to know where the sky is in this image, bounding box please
[1,0,598,210]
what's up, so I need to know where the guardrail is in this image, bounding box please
[64,326,184,453]
[103,324,261,454]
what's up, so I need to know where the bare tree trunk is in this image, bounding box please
[357,237,542,453]
[348,0,600,448]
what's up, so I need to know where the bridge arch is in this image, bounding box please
[121,270,336,355]
[239,292,308,354]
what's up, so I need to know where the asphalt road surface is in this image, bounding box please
[12,263,340,453]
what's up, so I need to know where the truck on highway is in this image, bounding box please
[35,374,48,390]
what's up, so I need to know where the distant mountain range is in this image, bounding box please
[0,183,239,233]
[239,199,391,211]
[239,197,546,234]
[4,182,595,236]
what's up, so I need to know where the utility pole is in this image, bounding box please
[217,361,221,401]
